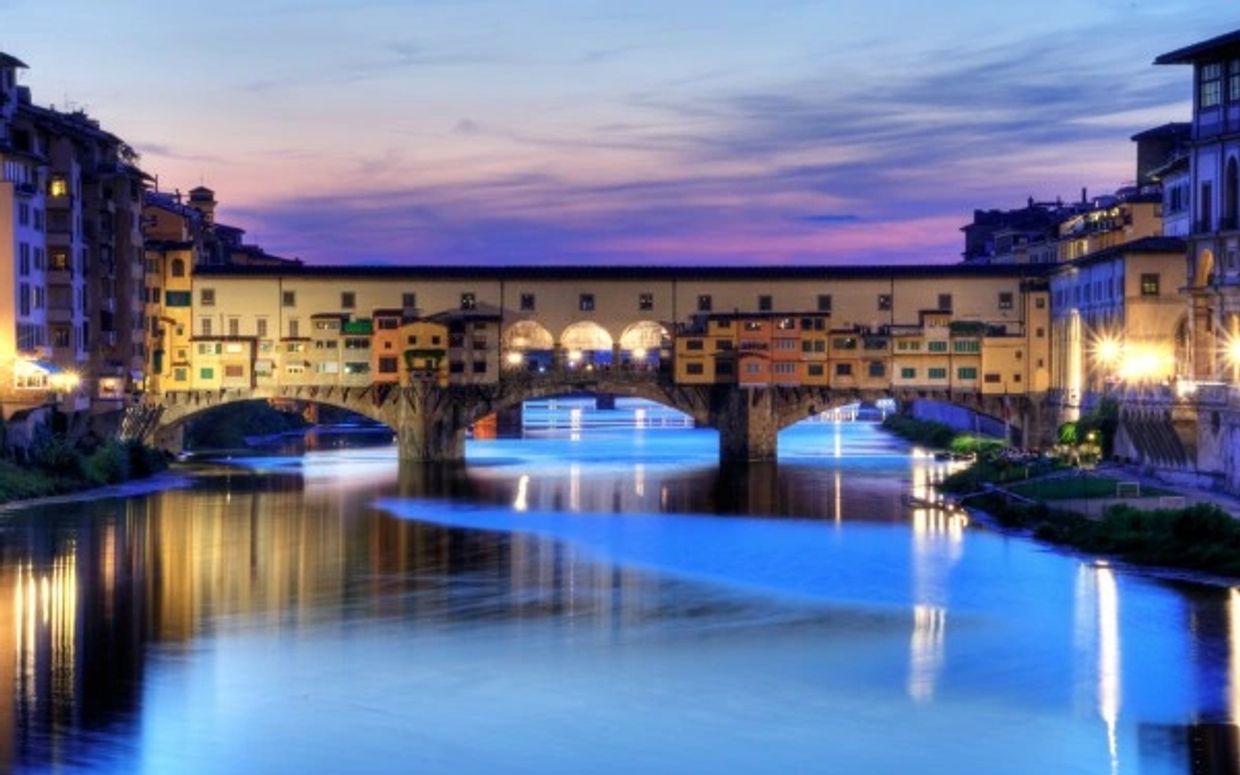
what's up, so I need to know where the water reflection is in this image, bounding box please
[0,420,1237,772]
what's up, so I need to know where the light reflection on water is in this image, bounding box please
[0,403,1236,773]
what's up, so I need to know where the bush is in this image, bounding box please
[125,440,169,478]
[84,442,131,485]
[30,433,84,478]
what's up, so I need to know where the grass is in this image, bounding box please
[965,494,1240,577]
[1008,476,1173,501]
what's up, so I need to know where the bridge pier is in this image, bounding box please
[716,387,778,463]
[152,423,184,455]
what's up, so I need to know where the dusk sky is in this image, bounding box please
[1,1,1227,265]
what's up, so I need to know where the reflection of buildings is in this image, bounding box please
[906,457,968,703]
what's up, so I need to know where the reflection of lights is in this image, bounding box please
[505,351,524,366]
[1229,589,1240,723]
[1117,345,1174,383]
[632,347,647,360]
[513,474,530,512]
[569,463,580,511]
[635,463,645,497]
[634,407,646,429]
[1176,379,1198,399]
[908,605,947,702]
[567,349,583,363]
[1097,565,1121,775]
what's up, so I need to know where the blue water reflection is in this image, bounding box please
[0,401,1236,773]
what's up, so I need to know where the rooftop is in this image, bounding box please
[0,52,28,69]
[1062,236,1187,269]
[1155,29,1240,65]
[195,263,1051,281]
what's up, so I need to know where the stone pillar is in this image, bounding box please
[595,394,616,411]
[394,382,467,463]
[496,403,524,435]
[152,423,185,455]
[716,386,778,462]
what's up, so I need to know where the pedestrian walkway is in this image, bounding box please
[1092,464,1240,518]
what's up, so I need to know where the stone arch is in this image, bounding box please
[502,321,554,370]
[152,390,396,440]
[618,321,670,366]
[464,377,711,428]
[559,321,614,367]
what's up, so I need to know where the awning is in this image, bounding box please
[18,359,63,375]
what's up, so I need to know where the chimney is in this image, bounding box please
[1081,187,1088,205]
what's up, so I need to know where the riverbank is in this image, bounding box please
[880,414,1006,456]
[0,439,170,505]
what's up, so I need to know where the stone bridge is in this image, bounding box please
[126,370,1050,463]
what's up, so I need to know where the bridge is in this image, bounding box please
[123,262,1056,462]
[123,368,1048,462]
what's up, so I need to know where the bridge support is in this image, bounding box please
[716,387,778,463]
[152,423,184,455]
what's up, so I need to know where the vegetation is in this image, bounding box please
[881,414,1007,457]
[1007,476,1171,501]
[0,435,170,505]
[184,401,309,450]
[964,494,1240,577]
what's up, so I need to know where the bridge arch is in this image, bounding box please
[559,321,614,367]
[618,321,669,365]
[502,320,555,370]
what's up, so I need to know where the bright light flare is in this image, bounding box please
[1093,335,1122,366]
[505,351,524,366]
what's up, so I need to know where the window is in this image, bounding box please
[877,294,892,311]
[639,293,654,311]
[379,357,399,374]
[282,290,296,307]
[901,367,916,379]
[984,373,1001,384]
[954,339,980,353]
[165,290,191,307]
[807,364,824,377]
[1036,327,1045,338]
[341,291,356,309]
[686,363,704,375]
[1140,273,1160,296]
[460,293,476,311]
[288,320,300,338]
[18,244,28,276]
[833,337,857,350]
[957,367,977,380]
[758,295,772,312]
[520,293,536,311]
[1202,62,1223,108]
[716,339,733,351]
[928,367,947,380]
[228,318,239,337]
[938,293,952,312]
[225,365,244,379]
[868,361,885,378]
[199,367,214,380]
[257,318,268,338]
[817,294,832,313]
[174,368,188,382]
[345,337,370,349]
[171,258,186,278]
[579,293,595,312]
[49,175,68,197]
[896,340,921,352]
[998,292,1013,310]
[697,294,712,312]
[1035,296,1046,309]
[18,203,28,226]
[835,363,853,377]
[686,339,705,351]
[1231,60,1240,103]
[201,318,213,337]
[345,362,370,375]
[402,292,416,309]
[774,362,796,376]
[49,249,69,271]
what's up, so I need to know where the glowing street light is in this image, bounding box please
[505,351,524,366]
[631,347,648,360]
[1094,335,1122,366]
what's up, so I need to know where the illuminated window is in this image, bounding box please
[49,175,69,197]
[998,292,1014,309]
[638,293,654,311]
[460,292,476,311]
[1140,273,1160,296]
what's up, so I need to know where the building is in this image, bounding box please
[1048,236,1188,420]
[0,50,151,436]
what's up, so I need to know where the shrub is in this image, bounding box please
[30,433,84,478]
[85,442,131,485]
[125,440,169,478]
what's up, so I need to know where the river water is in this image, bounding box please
[0,398,1237,774]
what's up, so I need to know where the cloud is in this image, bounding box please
[232,14,1209,266]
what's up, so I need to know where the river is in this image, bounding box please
[0,398,1237,774]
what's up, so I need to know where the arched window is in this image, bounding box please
[559,321,614,367]
[170,257,186,278]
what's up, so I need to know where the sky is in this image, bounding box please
[0,0,1227,266]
